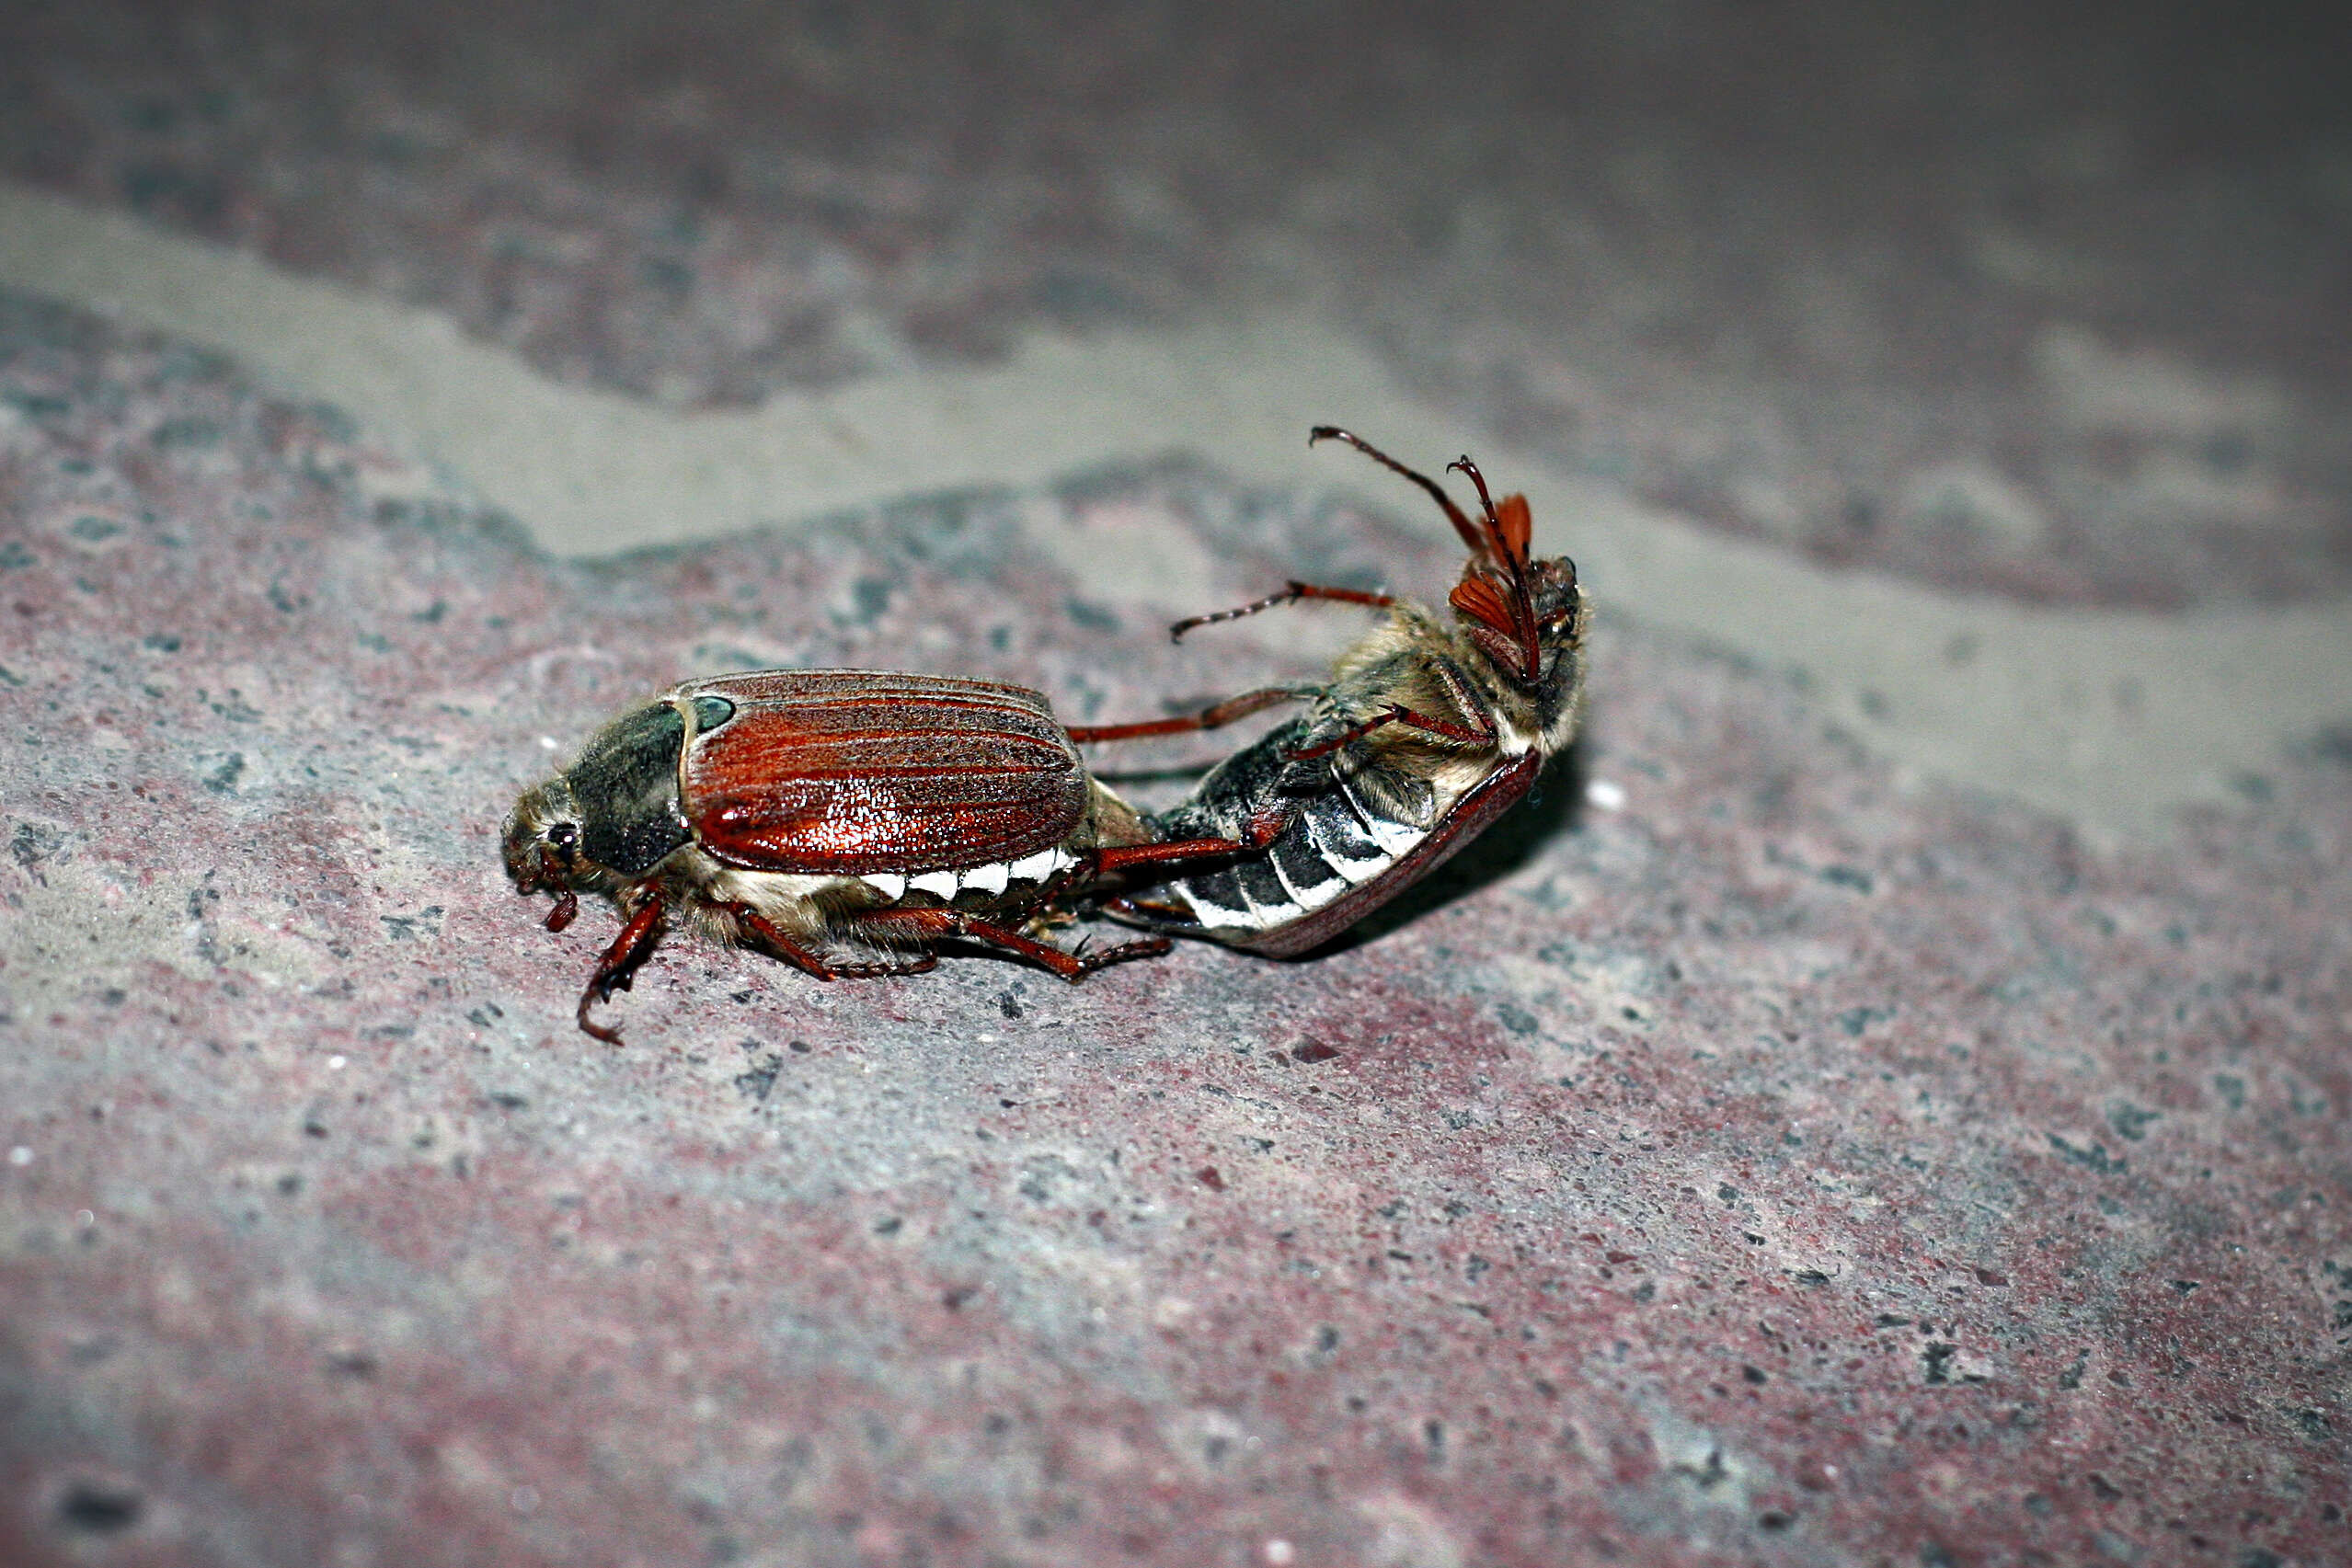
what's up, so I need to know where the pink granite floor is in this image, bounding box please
[2,5,2348,1566]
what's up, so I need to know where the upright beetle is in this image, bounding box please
[504,670,1254,1041]
[1076,427,1589,956]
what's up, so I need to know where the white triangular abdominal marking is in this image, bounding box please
[1340,773,1423,856]
[1268,851,1331,910]
[1178,883,1255,931]
[1009,850,1062,883]
[1273,827,1352,907]
[858,850,1076,906]
[1244,881,1303,924]
[1306,809,1389,887]
[1231,871,1269,923]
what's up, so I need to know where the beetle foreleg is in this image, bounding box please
[1309,426,1490,560]
[841,909,1171,983]
[578,892,667,1044]
[521,844,579,932]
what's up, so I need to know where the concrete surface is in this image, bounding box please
[1,4,2347,1565]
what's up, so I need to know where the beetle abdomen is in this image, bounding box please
[1146,782,1417,945]
[1119,721,1539,957]
[1118,722,1416,945]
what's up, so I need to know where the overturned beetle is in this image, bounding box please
[1079,427,1589,955]
[504,670,1254,1041]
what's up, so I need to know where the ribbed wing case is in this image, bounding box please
[680,670,1088,875]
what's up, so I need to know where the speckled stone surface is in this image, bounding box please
[3,6,2351,1567]
[3,291,2347,1567]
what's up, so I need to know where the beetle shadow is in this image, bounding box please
[1296,730,1593,960]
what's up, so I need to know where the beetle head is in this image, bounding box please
[1510,552,1587,750]
[504,775,589,930]
[1310,427,1586,742]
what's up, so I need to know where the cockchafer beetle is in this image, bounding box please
[1071,427,1589,956]
[503,670,1265,1041]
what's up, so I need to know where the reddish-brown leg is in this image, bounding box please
[1286,702,1495,761]
[729,906,837,979]
[1092,835,1253,876]
[1088,797,1296,875]
[1091,787,1302,874]
[1095,807,1303,927]
[729,903,939,981]
[525,845,579,931]
[1166,582,1397,643]
[1065,685,1308,745]
[578,893,666,1044]
[1446,452,1506,534]
[1101,892,1187,923]
[1063,933,1177,972]
[843,908,1172,981]
[1310,426,1489,557]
